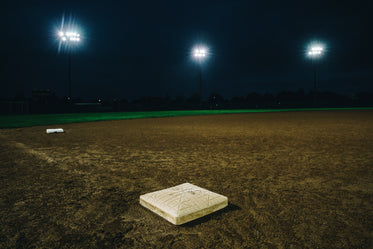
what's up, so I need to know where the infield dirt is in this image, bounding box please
[1,110,372,248]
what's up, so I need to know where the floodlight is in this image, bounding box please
[193,48,207,58]
[307,43,324,58]
[192,45,209,100]
[57,27,82,103]
[58,30,81,44]
[306,41,326,105]
[311,46,323,51]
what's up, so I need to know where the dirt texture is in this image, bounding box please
[1,110,372,248]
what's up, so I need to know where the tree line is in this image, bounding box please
[1,89,372,114]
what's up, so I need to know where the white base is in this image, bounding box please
[140,183,228,225]
[46,128,64,134]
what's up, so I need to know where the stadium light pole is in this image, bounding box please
[193,46,207,101]
[58,30,81,102]
[307,43,324,105]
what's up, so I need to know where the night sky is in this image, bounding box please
[3,0,373,100]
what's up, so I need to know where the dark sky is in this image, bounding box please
[3,0,373,100]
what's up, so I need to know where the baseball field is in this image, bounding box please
[1,109,372,248]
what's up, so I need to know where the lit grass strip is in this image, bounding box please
[1,107,372,129]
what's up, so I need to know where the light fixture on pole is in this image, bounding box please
[58,30,81,102]
[307,42,325,105]
[193,46,208,101]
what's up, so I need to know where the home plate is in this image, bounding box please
[140,183,228,225]
[46,128,64,134]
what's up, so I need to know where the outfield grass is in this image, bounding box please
[1,107,372,128]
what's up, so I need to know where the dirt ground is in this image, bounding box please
[1,110,372,248]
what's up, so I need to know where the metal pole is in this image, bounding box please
[313,59,317,90]
[68,48,72,103]
[313,58,317,106]
[199,63,202,101]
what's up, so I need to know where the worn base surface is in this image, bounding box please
[140,183,228,225]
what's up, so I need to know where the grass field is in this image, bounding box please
[1,107,372,128]
[1,110,372,248]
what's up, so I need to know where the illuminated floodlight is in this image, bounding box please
[56,15,83,103]
[58,30,81,44]
[65,32,77,37]
[307,43,324,58]
[192,44,209,100]
[57,27,82,103]
[193,47,207,59]
[194,48,206,57]
[193,46,208,63]
[306,41,326,105]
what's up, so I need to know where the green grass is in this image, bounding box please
[1,107,372,129]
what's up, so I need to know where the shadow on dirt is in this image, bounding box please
[181,202,241,227]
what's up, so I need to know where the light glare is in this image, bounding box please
[311,46,323,51]
[307,42,325,58]
[193,47,207,59]
[58,30,81,44]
